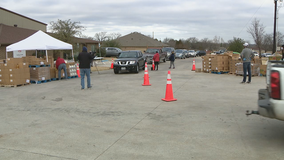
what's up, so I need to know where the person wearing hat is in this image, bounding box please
[77,46,95,89]
[240,42,254,84]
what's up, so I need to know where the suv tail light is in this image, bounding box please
[270,71,281,99]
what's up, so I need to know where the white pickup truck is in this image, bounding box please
[247,61,284,120]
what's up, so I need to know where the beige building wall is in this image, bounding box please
[121,46,147,52]
[0,8,46,31]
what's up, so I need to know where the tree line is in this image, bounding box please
[48,18,284,56]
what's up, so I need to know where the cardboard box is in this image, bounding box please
[30,67,51,81]
[260,65,267,76]
[195,68,202,72]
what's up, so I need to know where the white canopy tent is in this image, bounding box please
[6,30,73,62]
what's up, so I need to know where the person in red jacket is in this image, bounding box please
[153,51,160,71]
[56,56,67,80]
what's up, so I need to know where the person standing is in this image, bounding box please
[77,46,94,89]
[169,51,175,69]
[240,43,254,84]
[56,56,67,80]
[153,51,160,71]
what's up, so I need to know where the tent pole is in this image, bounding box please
[72,50,74,61]
[46,50,48,62]
[36,50,37,58]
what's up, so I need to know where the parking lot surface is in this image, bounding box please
[1,57,284,160]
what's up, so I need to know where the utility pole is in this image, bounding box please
[273,0,278,53]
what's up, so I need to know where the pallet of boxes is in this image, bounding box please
[23,56,52,84]
[202,55,214,73]
[259,54,282,76]
[0,58,30,87]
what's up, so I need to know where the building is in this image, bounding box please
[117,32,168,52]
[0,7,98,60]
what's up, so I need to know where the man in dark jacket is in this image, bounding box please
[169,51,175,69]
[153,51,160,71]
[56,56,67,80]
[77,46,94,89]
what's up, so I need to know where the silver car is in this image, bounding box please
[105,47,122,57]
[188,50,196,57]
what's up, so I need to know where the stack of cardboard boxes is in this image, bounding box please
[229,54,241,74]
[66,62,77,77]
[0,58,30,86]
[202,55,214,73]
[211,55,229,72]
[30,67,51,81]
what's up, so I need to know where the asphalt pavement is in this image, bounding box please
[1,57,284,160]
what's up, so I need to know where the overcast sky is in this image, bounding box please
[1,0,284,43]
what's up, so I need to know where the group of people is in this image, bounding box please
[56,46,94,90]
[152,51,176,71]
[57,43,258,89]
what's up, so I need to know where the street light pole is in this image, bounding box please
[273,0,278,54]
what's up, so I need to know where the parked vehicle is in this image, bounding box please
[184,50,190,58]
[247,61,284,121]
[113,50,145,74]
[175,49,186,59]
[105,47,122,57]
[188,50,196,57]
[143,48,167,64]
[162,47,175,60]
[196,50,206,56]
[215,49,226,54]
[253,51,259,57]
[261,53,272,57]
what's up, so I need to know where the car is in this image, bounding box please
[215,49,226,54]
[162,47,175,60]
[261,53,272,57]
[105,47,122,57]
[175,49,186,59]
[113,50,145,74]
[188,50,196,57]
[196,50,206,56]
[143,48,167,64]
[252,51,259,57]
[184,50,190,58]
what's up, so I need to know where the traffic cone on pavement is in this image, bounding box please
[162,71,177,102]
[110,59,114,69]
[142,62,151,86]
[152,60,155,71]
[192,59,196,71]
[76,63,81,78]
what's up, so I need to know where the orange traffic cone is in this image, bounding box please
[142,62,151,86]
[110,59,114,69]
[76,63,81,78]
[192,59,196,71]
[162,71,177,102]
[152,60,155,71]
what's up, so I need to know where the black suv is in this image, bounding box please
[196,50,206,56]
[113,50,145,74]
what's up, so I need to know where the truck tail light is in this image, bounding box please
[270,71,281,99]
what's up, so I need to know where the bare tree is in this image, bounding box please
[247,18,265,55]
[49,19,85,43]
[108,33,122,40]
[94,32,108,42]
[263,34,273,53]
